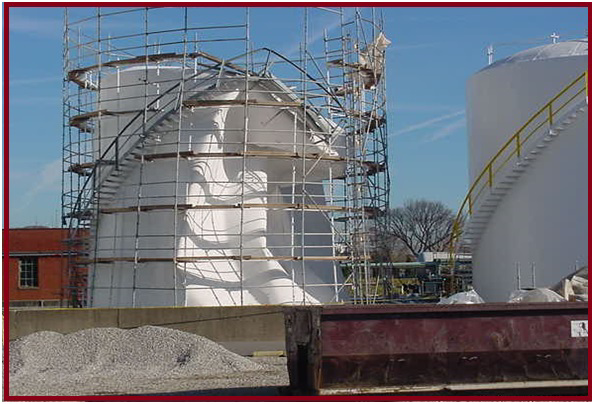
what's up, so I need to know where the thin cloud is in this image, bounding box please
[423,117,466,142]
[391,103,462,113]
[10,77,61,87]
[283,19,342,58]
[406,16,468,23]
[390,43,437,52]
[9,14,62,38]
[14,159,62,213]
[282,9,354,58]
[10,96,61,106]
[392,109,465,137]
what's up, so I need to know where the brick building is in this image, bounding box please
[6,227,73,308]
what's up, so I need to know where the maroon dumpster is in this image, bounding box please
[284,303,588,395]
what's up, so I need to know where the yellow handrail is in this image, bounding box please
[446,71,588,292]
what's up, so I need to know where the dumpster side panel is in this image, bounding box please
[317,303,588,391]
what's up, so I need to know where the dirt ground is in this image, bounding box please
[8,357,289,397]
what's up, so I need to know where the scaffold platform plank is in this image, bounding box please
[136,150,381,172]
[77,255,356,264]
[100,203,351,214]
[100,204,193,213]
[183,99,303,108]
[68,162,95,175]
[67,51,248,89]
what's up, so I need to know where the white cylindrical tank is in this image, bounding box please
[466,39,588,302]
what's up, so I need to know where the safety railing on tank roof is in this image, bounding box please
[447,70,588,280]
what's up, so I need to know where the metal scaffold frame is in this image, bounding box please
[62,6,390,307]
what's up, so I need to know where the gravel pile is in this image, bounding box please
[9,326,276,396]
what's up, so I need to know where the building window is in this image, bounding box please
[19,257,39,288]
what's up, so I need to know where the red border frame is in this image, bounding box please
[1,2,592,7]
[579,4,593,402]
[3,2,592,402]
[3,1,11,400]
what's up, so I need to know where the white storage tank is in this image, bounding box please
[465,39,588,302]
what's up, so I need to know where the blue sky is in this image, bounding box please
[6,6,588,228]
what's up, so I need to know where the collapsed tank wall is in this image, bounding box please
[91,68,346,306]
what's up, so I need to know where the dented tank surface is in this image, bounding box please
[284,303,588,395]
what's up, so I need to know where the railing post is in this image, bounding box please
[586,71,589,102]
[468,195,472,216]
[115,137,119,171]
[548,103,553,126]
[488,164,493,187]
[515,134,521,158]
[450,223,458,259]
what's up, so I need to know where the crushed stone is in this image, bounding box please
[9,325,281,396]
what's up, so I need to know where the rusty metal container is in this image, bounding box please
[284,303,588,395]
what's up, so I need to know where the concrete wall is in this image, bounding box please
[8,305,286,355]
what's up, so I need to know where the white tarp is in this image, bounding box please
[438,288,485,304]
[358,32,391,89]
[508,288,566,303]
[358,32,391,74]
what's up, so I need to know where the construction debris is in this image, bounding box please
[506,266,588,303]
[550,266,588,302]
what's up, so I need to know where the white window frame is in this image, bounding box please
[19,257,39,289]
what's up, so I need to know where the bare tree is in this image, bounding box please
[386,199,455,257]
[371,233,415,262]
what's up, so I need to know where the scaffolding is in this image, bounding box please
[62,7,390,307]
